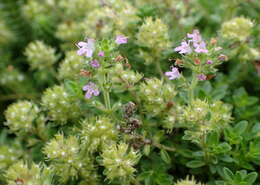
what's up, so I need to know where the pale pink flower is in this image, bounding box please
[165,67,181,80]
[82,82,100,99]
[115,35,128,45]
[174,41,192,54]
[76,39,95,58]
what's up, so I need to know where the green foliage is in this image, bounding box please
[0,0,260,185]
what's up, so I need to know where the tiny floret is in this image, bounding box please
[165,67,181,80]
[76,39,95,57]
[82,82,100,99]
[115,35,128,45]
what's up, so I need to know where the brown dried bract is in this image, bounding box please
[15,178,24,185]
[210,38,217,45]
[194,58,201,65]
[206,74,215,80]
[175,59,183,66]
[80,69,92,77]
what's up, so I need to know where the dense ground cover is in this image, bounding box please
[0,0,260,184]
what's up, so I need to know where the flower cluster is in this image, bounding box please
[175,30,208,54]
[0,144,23,171]
[221,17,254,41]
[4,161,53,185]
[24,40,57,70]
[4,101,41,134]
[41,85,82,123]
[181,99,232,143]
[101,143,140,182]
[43,134,96,183]
[58,51,85,80]
[139,78,176,116]
[80,117,118,152]
[109,63,143,92]
[175,176,203,185]
[137,17,170,64]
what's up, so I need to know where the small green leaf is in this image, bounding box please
[244,172,258,184]
[186,160,206,168]
[160,149,171,164]
[223,167,234,181]
[143,145,151,156]
[234,121,248,135]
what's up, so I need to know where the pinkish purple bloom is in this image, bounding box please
[197,74,207,81]
[115,35,128,45]
[187,30,208,54]
[174,41,192,54]
[82,82,100,99]
[206,60,213,64]
[98,51,105,57]
[194,41,208,53]
[76,39,95,58]
[165,67,181,80]
[90,59,100,68]
[187,30,203,43]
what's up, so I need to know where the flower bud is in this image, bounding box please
[80,117,118,152]
[4,101,41,134]
[41,85,82,123]
[101,143,140,181]
[137,17,170,63]
[175,176,203,185]
[0,144,23,170]
[221,17,254,41]
[43,134,95,182]
[56,21,84,50]
[25,40,57,70]
[139,78,176,116]
[58,51,85,80]
[5,161,53,185]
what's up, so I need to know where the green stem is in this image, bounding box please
[102,72,111,110]
[156,61,164,78]
[188,72,198,102]
[153,142,176,152]
[130,177,141,185]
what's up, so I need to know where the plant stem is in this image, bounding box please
[188,72,198,102]
[102,72,111,110]
[152,142,176,152]
[130,177,141,185]
[156,61,164,78]
[0,93,39,101]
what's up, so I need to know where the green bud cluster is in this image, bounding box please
[221,17,254,41]
[137,17,170,63]
[0,68,25,88]
[107,0,139,34]
[0,145,23,170]
[4,101,42,134]
[175,176,203,185]
[58,0,98,18]
[83,8,114,39]
[43,134,95,183]
[41,85,82,123]
[4,161,53,185]
[22,0,49,20]
[181,99,232,142]
[56,21,84,50]
[58,51,85,80]
[109,63,143,92]
[0,19,14,45]
[101,143,140,182]
[25,40,57,70]
[139,78,176,116]
[81,117,118,152]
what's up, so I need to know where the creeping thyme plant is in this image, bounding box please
[0,0,260,185]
